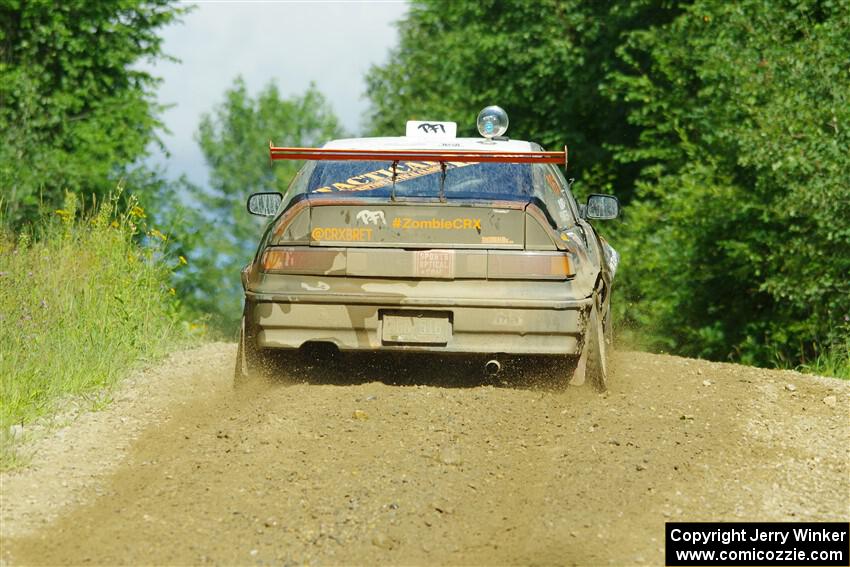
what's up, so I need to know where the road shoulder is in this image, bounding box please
[0,342,234,540]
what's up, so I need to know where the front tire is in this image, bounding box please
[584,300,609,391]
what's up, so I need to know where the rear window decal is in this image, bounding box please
[545,173,562,196]
[312,161,474,193]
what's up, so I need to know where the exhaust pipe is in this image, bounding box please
[484,359,502,376]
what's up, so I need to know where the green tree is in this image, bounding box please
[610,0,850,366]
[185,77,344,331]
[365,0,679,197]
[0,0,185,225]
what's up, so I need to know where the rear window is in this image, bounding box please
[287,161,534,201]
[281,160,577,228]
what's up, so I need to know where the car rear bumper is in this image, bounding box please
[245,276,591,355]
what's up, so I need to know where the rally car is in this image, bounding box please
[237,107,620,389]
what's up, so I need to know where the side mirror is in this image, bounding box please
[247,192,283,217]
[584,194,619,220]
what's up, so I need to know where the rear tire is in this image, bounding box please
[568,295,609,391]
[234,315,273,387]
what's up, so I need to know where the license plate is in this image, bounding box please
[382,312,451,344]
[415,250,455,278]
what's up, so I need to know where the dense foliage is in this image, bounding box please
[178,78,344,330]
[367,0,849,371]
[0,0,185,225]
[366,0,678,197]
[610,0,850,367]
[0,1,198,456]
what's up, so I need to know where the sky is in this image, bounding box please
[144,0,409,187]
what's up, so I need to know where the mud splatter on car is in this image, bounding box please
[237,108,620,390]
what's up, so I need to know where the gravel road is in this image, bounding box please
[2,344,848,565]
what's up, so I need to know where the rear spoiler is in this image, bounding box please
[269,143,568,168]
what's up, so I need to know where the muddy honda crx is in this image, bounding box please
[236,107,620,389]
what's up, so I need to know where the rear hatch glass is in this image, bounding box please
[298,160,534,201]
[273,160,570,250]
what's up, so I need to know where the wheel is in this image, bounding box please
[234,315,273,386]
[584,300,609,391]
[569,294,610,391]
[602,298,614,352]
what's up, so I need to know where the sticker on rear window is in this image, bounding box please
[312,161,475,194]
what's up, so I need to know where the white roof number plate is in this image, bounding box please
[405,120,457,139]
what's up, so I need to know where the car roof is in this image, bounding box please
[322,136,540,152]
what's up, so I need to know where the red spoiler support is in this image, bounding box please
[269,143,569,168]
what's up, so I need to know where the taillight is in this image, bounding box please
[487,251,574,280]
[261,247,345,275]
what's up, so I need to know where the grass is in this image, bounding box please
[615,318,849,380]
[0,191,201,466]
[798,337,850,380]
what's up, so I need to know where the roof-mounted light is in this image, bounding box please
[477,106,509,140]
